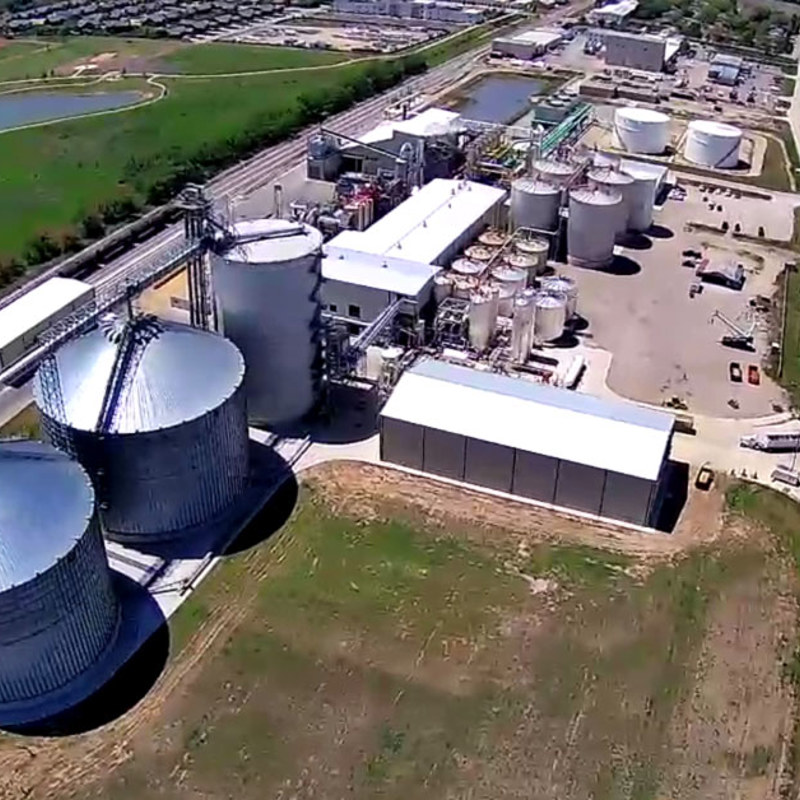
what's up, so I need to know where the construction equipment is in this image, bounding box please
[710,309,755,349]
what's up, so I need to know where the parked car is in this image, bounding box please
[695,464,715,490]
[748,364,761,385]
[729,362,743,382]
[682,259,696,268]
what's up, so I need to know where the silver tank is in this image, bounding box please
[491,267,527,316]
[622,164,658,232]
[510,296,534,363]
[567,187,623,268]
[541,275,578,319]
[34,315,249,543]
[211,219,323,427]
[587,167,634,233]
[515,237,549,274]
[533,293,567,343]
[468,288,499,351]
[0,440,119,708]
[433,273,452,303]
[532,159,575,187]
[450,257,484,277]
[511,179,561,232]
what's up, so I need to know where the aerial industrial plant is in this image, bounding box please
[0,4,799,741]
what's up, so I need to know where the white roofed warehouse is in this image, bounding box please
[380,360,675,527]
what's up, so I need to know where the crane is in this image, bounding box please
[709,309,756,350]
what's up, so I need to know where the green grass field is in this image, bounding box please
[47,470,792,799]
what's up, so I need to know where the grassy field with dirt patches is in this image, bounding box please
[1,465,798,799]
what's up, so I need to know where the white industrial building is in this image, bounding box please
[587,0,638,27]
[322,179,505,324]
[326,179,507,266]
[492,28,563,59]
[602,31,681,72]
[322,252,439,323]
[380,359,675,527]
[0,277,93,371]
[333,0,486,23]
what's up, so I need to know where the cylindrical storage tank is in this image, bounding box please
[533,293,567,344]
[0,440,120,710]
[541,275,578,319]
[478,229,506,248]
[515,237,549,275]
[532,159,575,187]
[614,107,669,154]
[511,179,561,232]
[587,167,634,233]
[34,315,250,544]
[468,290,498,351]
[506,252,538,287]
[622,164,658,232]
[464,245,494,264]
[684,120,742,168]
[211,219,322,427]
[567,187,622,268]
[452,276,478,300]
[510,297,534,363]
[450,257,484,277]
[433,273,452,303]
[491,267,527,316]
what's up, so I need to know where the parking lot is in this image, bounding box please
[555,182,796,417]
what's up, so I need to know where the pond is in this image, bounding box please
[0,90,143,131]
[452,74,552,124]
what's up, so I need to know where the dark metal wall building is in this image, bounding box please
[380,360,674,528]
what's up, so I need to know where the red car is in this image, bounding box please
[748,365,761,385]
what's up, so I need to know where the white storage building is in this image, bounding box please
[326,179,507,268]
[380,359,674,527]
[322,252,440,323]
[492,29,563,60]
[0,277,93,372]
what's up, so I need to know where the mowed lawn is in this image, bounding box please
[53,471,792,800]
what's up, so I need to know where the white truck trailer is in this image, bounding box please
[740,430,800,452]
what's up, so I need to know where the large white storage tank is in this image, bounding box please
[211,219,323,427]
[34,315,250,544]
[684,120,742,168]
[614,107,669,155]
[567,188,622,268]
[0,440,120,712]
[510,179,561,232]
[533,293,567,344]
[622,163,658,232]
[587,167,634,233]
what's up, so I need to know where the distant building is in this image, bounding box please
[587,0,638,27]
[492,28,563,59]
[602,30,682,72]
[333,0,486,23]
[708,53,743,85]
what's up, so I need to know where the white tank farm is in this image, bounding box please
[587,167,634,233]
[541,275,578,319]
[614,107,670,155]
[35,315,250,544]
[532,159,575,187]
[567,187,623,268]
[0,440,120,710]
[622,163,658,232]
[211,219,323,427]
[510,179,561,232]
[684,120,742,168]
[510,296,534,363]
[468,288,499,351]
[533,292,567,344]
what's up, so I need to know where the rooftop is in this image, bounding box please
[355,107,460,146]
[326,179,507,266]
[495,27,563,46]
[381,359,674,481]
[589,0,638,17]
[322,252,440,296]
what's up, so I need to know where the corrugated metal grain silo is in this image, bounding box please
[33,314,249,544]
[210,219,323,427]
[0,439,120,707]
